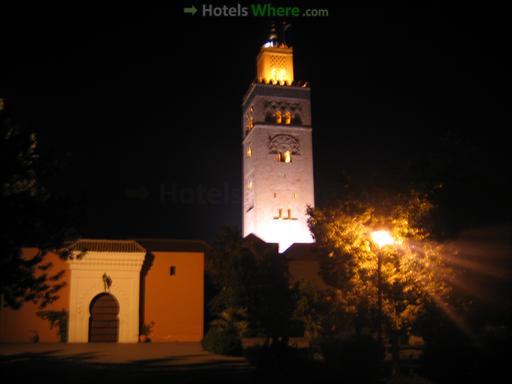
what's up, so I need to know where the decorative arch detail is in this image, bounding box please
[263,100,304,126]
[268,134,301,155]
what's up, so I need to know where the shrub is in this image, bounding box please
[319,334,384,381]
[201,324,243,356]
[140,321,155,343]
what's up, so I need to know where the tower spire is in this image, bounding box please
[282,22,291,47]
[263,23,279,48]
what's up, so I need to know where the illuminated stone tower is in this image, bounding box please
[242,28,315,253]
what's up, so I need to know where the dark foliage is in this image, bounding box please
[244,245,297,343]
[36,309,68,342]
[0,98,76,309]
[206,227,297,345]
[201,324,243,356]
[206,227,257,314]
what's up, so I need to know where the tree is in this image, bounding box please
[308,191,455,372]
[0,98,74,310]
[206,228,297,348]
[292,281,341,339]
[244,240,297,347]
[206,227,256,317]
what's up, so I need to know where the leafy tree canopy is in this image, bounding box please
[1,98,75,309]
[308,191,455,333]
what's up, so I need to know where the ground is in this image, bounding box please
[0,343,253,383]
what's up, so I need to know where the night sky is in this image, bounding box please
[1,2,510,242]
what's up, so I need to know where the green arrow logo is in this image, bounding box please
[184,5,198,15]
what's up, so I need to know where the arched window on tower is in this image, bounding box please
[273,208,283,220]
[284,111,292,125]
[292,114,302,125]
[286,209,297,220]
[245,106,254,133]
[246,116,254,130]
[275,111,282,124]
[277,150,292,163]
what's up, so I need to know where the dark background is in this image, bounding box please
[1,1,510,242]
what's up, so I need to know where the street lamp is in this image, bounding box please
[370,230,397,344]
[371,230,397,248]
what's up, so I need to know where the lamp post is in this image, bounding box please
[370,230,397,344]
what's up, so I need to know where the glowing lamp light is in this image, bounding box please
[371,230,397,249]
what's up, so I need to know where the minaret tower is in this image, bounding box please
[242,26,315,253]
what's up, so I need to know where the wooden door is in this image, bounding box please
[89,293,119,342]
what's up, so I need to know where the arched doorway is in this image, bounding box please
[89,293,119,342]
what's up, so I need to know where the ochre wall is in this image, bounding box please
[0,248,70,343]
[1,248,205,343]
[143,251,204,342]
